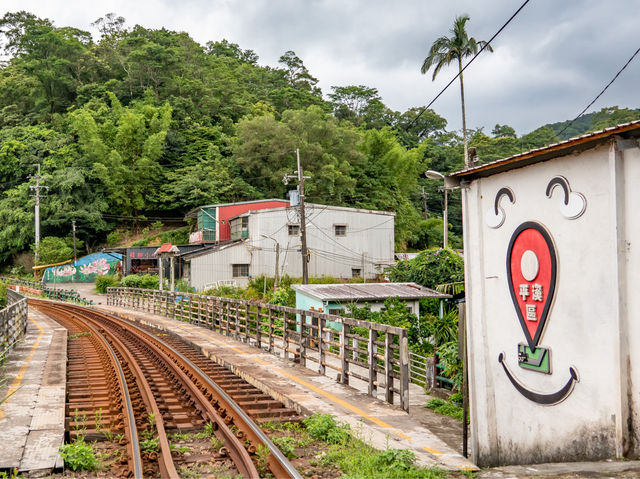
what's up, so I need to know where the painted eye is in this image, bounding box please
[486,187,515,229]
[546,176,586,220]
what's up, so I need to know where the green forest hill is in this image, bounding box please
[0,11,638,269]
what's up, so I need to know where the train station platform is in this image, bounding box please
[97,304,477,472]
[0,308,66,476]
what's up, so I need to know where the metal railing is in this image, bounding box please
[409,350,434,389]
[108,287,411,411]
[0,289,28,360]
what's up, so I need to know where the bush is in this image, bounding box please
[120,274,142,288]
[139,274,159,290]
[303,413,350,445]
[59,437,98,471]
[106,230,123,247]
[95,275,120,294]
[120,274,158,289]
[387,247,464,289]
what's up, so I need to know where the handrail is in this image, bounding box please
[107,286,411,411]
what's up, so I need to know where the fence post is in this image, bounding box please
[268,308,274,353]
[283,311,290,362]
[400,329,409,412]
[256,306,262,349]
[299,311,306,368]
[244,303,250,343]
[368,328,376,397]
[384,332,393,404]
[340,322,349,385]
[318,315,326,375]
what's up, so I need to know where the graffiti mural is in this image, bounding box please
[43,252,122,283]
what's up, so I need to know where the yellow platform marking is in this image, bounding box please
[0,315,45,420]
[423,446,443,456]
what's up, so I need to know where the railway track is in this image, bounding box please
[31,299,302,479]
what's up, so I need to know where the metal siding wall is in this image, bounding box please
[190,205,394,287]
[190,244,252,290]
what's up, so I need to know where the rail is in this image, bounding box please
[0,289,28,361]
[107,287,411,411]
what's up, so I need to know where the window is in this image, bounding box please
[334,224,347,236]
[288,224,300,236]
[351,268,361,278]
[241,217,248,228]
[232,264,249,278]
[328,308,342,316]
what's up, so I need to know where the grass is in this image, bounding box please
[302,414,446,479]
[425,395,467,423]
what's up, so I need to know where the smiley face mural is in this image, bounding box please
[488,176,585,406]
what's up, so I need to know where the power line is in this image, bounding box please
[408,0,532,128]
[557,46,640,138]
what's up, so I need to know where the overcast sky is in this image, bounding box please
[2,0,639,134]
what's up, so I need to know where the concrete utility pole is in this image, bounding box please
[296,148,309,284]
[283,149,311,284]
[421,186,429,219]
[274,242,280,290]
[72,220,77,265]
[29,164,47,263]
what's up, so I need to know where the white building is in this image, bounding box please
[182,203,395,290]
[446,121,640,466]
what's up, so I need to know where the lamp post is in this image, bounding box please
[425,169,448,249]
[261,234,280,291]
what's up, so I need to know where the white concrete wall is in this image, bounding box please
[463,141,640,466]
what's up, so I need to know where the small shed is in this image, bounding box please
[446,121,640,466]
[292,282,450,319]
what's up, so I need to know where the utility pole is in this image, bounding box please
[29,164,47,263]
[283,149,310,284]
[421,186,429,219]
[296,149,309,284]
[72,220,77,265]
[274,242,280,290]
[361,252,366,283]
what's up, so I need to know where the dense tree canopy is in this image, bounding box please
[0,11,637,266]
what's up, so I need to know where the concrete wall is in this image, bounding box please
[462,140,640,466]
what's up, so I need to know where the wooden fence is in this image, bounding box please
[0,276,93,305]
[107,287,410,411]
[0,289,28,360]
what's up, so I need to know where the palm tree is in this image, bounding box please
[421,15,493,168]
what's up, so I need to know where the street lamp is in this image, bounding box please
[261,234,280,291]
[425,170,448,249]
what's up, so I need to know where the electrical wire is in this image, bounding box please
[557,46,640,138]
[408,0,532,128]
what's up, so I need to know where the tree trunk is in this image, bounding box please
[458,57,469,169]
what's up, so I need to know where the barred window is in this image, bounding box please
[288,224,300,236]
[334,224,347,236]
[232,264,249,278]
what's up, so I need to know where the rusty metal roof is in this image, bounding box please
[446,120,640,183]
[291,282,450,301]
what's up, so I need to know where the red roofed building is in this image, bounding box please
[185,199,290,244]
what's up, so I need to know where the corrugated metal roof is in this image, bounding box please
[446,120,640,183]
[292,282,450,301]
[184,199,290,218]
[229,203,395,221]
